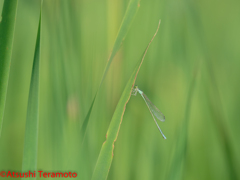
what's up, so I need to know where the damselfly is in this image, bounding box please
[132,85,166,139]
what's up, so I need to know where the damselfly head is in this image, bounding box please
[132,85,138,96]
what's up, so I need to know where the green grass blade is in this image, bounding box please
[91,21,161,180]
[0,0,18,137]
[186,4,238,179]
[167,67,199,180]
[206,62,238,180]
[22,2,42,178]
[80,0,140,142]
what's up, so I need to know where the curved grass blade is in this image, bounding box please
[22,2,42,178]
[166,67,199,180]
[0,0,18,137]
[186,3,238,179]
[80,0,140,142]
[206,62,238,180]
[91,21,161,180]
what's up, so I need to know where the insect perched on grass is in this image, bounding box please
[132,85,166,139]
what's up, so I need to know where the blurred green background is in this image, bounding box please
[0,0,240,179]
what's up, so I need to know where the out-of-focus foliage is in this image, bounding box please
[0,0,240,180]
[22,4,41,179]
[0,0,18,137]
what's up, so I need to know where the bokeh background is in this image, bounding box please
[0,0,240,179]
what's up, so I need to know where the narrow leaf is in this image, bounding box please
[22,2,42,179]
[80,0,140,142]
[91,21,161,180]
[167,67,199,180]
[0,0,18,137]
[206,62,238,180]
